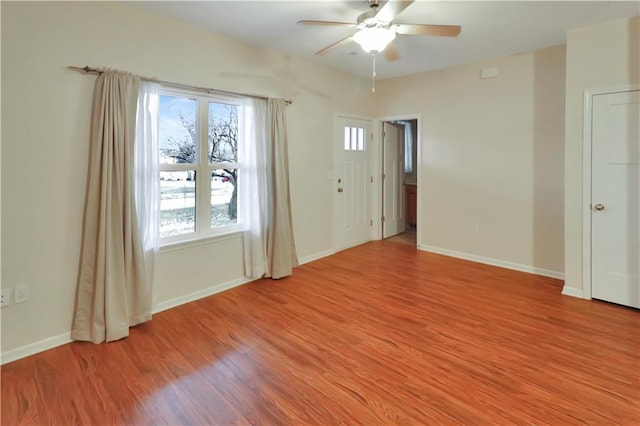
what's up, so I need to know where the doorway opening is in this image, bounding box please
[381,118,418,247]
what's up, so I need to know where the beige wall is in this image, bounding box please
[563,16,640,295]
[376,45,566,275]
[0,1,373,353]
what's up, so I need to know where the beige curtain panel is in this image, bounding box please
[265,99,299,278]
[72,70,152,344]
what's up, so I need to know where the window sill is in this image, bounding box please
[160,230,244,253]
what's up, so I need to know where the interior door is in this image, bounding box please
[383,122,405,238]
[333,117,372,251]
[591,90,639,308]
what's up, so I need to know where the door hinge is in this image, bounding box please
[370,176,373,183]
[382,173,386,180]
[382,216,386,223]
[370,219,373,226]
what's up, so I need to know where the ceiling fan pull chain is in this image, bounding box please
[372,54,376,93]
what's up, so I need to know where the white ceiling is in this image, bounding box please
[135,1,640,80]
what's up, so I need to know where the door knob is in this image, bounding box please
[337,187,344,193]
[594,203,605,211]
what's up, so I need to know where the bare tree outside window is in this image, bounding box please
[208,103,238,221]
[159,94,240,239]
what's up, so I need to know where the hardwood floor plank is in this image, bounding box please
[2,241,639,424]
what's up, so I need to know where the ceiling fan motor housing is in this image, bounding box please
[357,9,390,28]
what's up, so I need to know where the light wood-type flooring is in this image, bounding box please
[386,226,417,246]
[2,240,639,424]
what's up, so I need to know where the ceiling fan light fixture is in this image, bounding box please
[352,27,396,54]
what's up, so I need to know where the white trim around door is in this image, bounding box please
[579,84,640,300]
[377,114,422,245]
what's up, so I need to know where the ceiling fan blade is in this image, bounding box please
[374,1,414,23]
[384,43,400,62]
[393,24,462,37]
[297,20,354,27]
[314,36,353,56]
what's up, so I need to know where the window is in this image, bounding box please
[159,90,243,243]
[344,125,365,151]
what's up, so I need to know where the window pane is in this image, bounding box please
[208,102,238,163]
[344,127,350,150]
[160,171,196,237]
[357,127,365,150]
[159,95,197,164]
[211,169,238,227]
[351,127,358,150]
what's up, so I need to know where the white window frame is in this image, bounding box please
[344,125,366,151]
[159,87,245,246]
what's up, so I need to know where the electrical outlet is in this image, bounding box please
[1,288,12,307]
[14,285,29,304]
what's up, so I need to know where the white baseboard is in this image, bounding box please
[1,332,72,366]
[418,244,565,280]
[1,277,255,365]
[152,277,253,314]
[298,249,336,265]
[561,285,586,299]
[0,251,338,365]
[154,250,340,316]
[1,244,565,365]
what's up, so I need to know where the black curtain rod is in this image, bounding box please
[68,66,292,105]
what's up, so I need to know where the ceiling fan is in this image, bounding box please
[297,0,461,62]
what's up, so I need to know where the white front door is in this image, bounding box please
[333,116,372,251]
[383,122,405,238]
[591,90,639,308]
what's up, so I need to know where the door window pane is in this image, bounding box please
[159,95,197,164]
[208,102,238,163]
[357,127,365,150]
[211,169,238,227]
[160,171,196,237]
[344,127,350,150]
[344,126,366,151]
[351,127,358,150]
